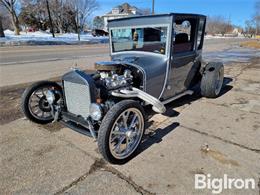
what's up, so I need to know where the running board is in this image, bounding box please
[61,111,97,139]
[162,90,194,105]
[60,120,93,138]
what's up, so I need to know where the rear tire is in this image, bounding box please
[98,100,146,164]
[200,62,224,98]
[21,81,61,124]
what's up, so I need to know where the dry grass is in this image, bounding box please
[240,40,260,49]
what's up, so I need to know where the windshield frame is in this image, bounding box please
[109,24,171,57]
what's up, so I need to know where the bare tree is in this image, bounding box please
[206,16,233,36]
[50,0,65,33]
[244,20,255,38]
[254,0,260,35]
[0,0,20,35]
[68,0,98,40]
[0,4,6,37]
[93,16,104,29]
[0,4,12,30]
[20,0,78,33]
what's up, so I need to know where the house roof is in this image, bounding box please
[105,2,140,15]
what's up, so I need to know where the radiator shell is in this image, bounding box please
[62,69,96,119]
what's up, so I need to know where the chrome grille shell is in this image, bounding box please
[62,69,96,119]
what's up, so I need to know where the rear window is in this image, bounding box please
[173,19,197,53]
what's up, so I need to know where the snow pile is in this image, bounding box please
[0,30,109,45]
[205,35,245,39]
[3,29,14,34]
[0,30,245,45]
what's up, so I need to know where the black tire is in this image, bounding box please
[21,81,61,124]
[200,62,224,98]
[98,100,146,164]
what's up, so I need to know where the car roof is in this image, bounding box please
[108,13,206,22]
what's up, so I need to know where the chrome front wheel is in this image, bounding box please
[28,87,53,121]
[98,100,145,164]
[21,81,61,124]
[109,108,144,160]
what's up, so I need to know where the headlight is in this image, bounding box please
[89,103,102,121]
[46,90,55,104]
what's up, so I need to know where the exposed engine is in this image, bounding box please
[93,61,134,90]
[99,69,133,90]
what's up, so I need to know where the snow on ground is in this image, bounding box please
[205,34,245,39]
[0,29,244,46]
[0,30,109,45]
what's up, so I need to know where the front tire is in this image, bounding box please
[98,100,146,164]
[200,62,224,98]
[21,81,61,124]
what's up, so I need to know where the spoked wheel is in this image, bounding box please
[98,100,145,164]
[21,81,61,124]
[28,88,52,121]
[109,108,144,159]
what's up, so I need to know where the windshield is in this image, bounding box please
[110,26,168,55]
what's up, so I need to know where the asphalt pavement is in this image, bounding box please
[0,38,259,195]
[0,44,109,65]
[0,38,249,87]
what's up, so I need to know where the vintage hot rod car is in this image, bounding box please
[22,13,224,164]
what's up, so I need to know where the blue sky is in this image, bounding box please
[95,0,257,27]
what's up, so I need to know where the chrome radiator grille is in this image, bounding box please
[63,81,91,118]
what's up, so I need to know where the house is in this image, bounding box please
[103,3,145,31]
[232,27,242,36]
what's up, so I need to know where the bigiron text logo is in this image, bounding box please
[194,174,256,194]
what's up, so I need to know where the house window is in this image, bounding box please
[112,8,119,14]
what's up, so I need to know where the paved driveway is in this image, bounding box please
[0,41,260,194]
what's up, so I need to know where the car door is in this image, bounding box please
[162,17,200,100]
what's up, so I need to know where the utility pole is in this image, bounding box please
[76,7,80,41]
[0,16,5,37]
[46,0,55,38]
[152,0,155,15]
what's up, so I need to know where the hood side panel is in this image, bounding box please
[112,53,168,98]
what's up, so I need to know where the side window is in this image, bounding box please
[197,19,205,50]
[173,19,195,53]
